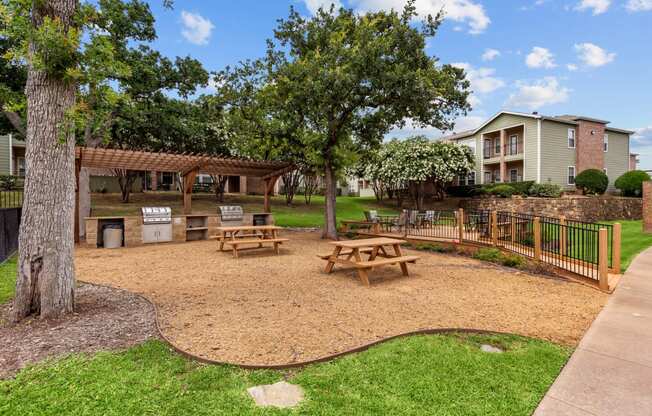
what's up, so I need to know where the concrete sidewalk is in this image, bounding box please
[535,247,652,416]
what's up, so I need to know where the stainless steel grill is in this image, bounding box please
[141,207,172,224]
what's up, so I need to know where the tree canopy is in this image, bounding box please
[219,0,471,238]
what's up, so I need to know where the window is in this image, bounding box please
[604,134,609,152]
[467,171,476,186]
[510,169,518,183]
[17,157,25,177]
[483,139,492,159]
[494,169,501,183]
[509,135,518,155]
[568,166,576,185]
[494,138,500,155]
[484,171,492,184]
[568,128,576,148]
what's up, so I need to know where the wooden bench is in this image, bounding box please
[340,220,380,233]
[356,255,420,269]
[222,238,289,257]
[317,247,373,260]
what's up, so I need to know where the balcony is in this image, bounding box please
[483,143,523,164]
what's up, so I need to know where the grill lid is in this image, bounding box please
[141,207,172,224]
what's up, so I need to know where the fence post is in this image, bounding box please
[613,223,622,274]
[599,228,609,291]
[533,217,542,261]
[510,210,516,244]
[491,211,498,246]
[559,215,567,256]
[458,208,464,244]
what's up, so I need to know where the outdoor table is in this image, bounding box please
[321,237,419,286]
[213,225,287,258]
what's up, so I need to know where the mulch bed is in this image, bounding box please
[75,231,608,366]
[0,284,157,378]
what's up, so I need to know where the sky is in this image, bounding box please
[145,0,652,169]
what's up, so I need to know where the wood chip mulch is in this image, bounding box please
[75,231,608,366]
[0,284,157,378]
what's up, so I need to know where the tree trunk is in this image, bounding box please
[12,0,78,322]
[282,170,301,205]
[115,169,136,203]
[303,174,318,205]
[78,168,91,237]
[322,161,338,240]
[210,174,228,202]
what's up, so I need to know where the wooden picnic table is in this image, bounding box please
[319,237,419,286]
[212,225,288,258]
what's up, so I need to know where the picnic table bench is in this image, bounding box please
[211,225,288,258]
[319,237,419,286]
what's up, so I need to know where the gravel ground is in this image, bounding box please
[75,231,607,366]
[0,284,157,378]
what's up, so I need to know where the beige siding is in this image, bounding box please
[457,137,481,184]
[475,114,538,183]
[540,121,577,189]
[604,131,630,190]
[0,135,10,174]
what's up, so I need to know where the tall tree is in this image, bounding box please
[4,0,80,321]
[262,2,470,238]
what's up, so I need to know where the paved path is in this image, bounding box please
[535,247,652,416]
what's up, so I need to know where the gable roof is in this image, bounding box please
[441,110,634,140]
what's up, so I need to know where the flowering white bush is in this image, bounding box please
[366,136,475,209]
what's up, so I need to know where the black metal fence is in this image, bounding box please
[371,208,615,284]
[0,207,21,263]
[0,190,23,208]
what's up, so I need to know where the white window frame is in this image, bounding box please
[467,171,476,186]
[604,134,609,152]
[509,135,518,155]
[568,128,576,148]
[484,171,492,184]
[494,138,501,155]
[567,166,576,185]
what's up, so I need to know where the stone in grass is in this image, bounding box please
[480,344,503,353]
[247,381,304,408]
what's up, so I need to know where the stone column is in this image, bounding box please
[643,181,652,234]
[499,129,507,182]
[150,171,158,191]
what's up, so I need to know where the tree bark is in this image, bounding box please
[12,0,78,322]
[210,174,228,202]
[322,161,338,240]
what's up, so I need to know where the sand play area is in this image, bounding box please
[75,231,607,366]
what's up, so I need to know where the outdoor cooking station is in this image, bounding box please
[84,210,274,249]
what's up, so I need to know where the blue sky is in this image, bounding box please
[146,0,651,169]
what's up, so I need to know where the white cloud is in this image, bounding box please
[506,77,570,110]
[180,11,214,45]
[574,42,616,67]
[575,0,611,14]
[452,62,505,94]
[351,0,491,34]
[303,0,343,14]
[567,63,579,71]
[631,126,652,169]
[481,48,500,61]
[626,0,652,11]
[525,47,557,69]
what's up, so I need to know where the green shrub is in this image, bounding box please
[574,169,609,195]
[528,183,562,198]
[446,185,482,197]
[488,184,516,198]
[472,248,503,262]
[414,243,454,253]
[615,170,651,197]
[509,181,535,196]
[501,254,525,268]
[0,175,17,191]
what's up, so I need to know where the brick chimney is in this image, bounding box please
[575,119,607,173]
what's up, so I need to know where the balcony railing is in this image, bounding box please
[483,143,523,159]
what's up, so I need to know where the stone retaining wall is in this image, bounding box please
[458,196,642,222]
[643,182,652,233]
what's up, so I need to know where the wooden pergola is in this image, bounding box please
[74,147,294,241]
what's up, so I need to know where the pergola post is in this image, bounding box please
[263,176,280,213]
[182,168,199,214]
[74,156,81,244]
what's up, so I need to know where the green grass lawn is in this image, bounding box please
[613,220,652,272]
[0,256,17,304]
[91,192,399,228]
[0,335,570,416]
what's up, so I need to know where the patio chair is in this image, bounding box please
[218,205,244,226]
[364,210,380,223]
